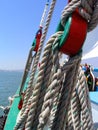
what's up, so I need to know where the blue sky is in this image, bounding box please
[0,0,98,70]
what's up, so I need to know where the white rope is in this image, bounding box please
[40,0,49,28]
[13,0,98,129]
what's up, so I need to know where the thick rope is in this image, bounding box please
[32,51,53,129]
[25,32,62,130]
[80,0,98,31]
[64,67,93,130]
[20,52,37,115]
[47,55,64,128]
[14,96,32,130]
[48,1,98,128]
[61,0,98,32]
[61,0,81,26]
[33,50,60,129]
[37,50,61,129]
[14,32,62,130]
[51,55,81,130]
[14,0,98,129]
[75,68,94,130]
[20,0,57,116]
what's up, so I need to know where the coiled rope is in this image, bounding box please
[14,0,98,129]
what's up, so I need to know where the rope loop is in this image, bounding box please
[61,0,98,32]
[52,34,62,52]
[53,10,87,56]
[12,0,98,130]
[79,0,98,31]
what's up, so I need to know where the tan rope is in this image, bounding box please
[79,0,98,31]
[14,0,98,129]
[75,68,94,130]
[63,67,94,130]
[37,50,61,129]
[20,0,57,117]
[20,52,37,115]
[61,0,81,26]
[51,55,81,130]
[25,32,62,130]
[32,52,54,129]
[61,0,98,32]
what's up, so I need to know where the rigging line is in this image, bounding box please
[19,0,50,96]
[40,0,50,28]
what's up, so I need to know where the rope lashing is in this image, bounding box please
[61,0,98,32]
[49,0,97,128]
[53,10,87,56]
[64,67,93,130]
[37,51,62,130]
[34,0,98,129]
[61,0,81,26]
[13,0,98,130]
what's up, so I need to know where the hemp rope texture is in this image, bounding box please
[32,52,54,129]
[64,67,93,130]
[15,0,56,128]
[51,55,81,130]
[61,0,98,31]
[14,33,62,130]
[37,50,61,129]
[20,0,57,118]
[14,0,98,129]
[25,32,62,130]
[20,51,37,115]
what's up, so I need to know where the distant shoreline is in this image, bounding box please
[0,69,23,72]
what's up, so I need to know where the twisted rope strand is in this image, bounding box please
[20,53,37,115]
[20,0,57,116]
[25,32,62,130]
[61,0,81,26]
[51,55,81,130]
[14,0,98,129]
[79,0,98,31]
[76,68,94,130]
[37,50,60,129]
[32,52,53,129]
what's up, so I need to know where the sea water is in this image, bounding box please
[0,70,98,116]
[0,70,23,115]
